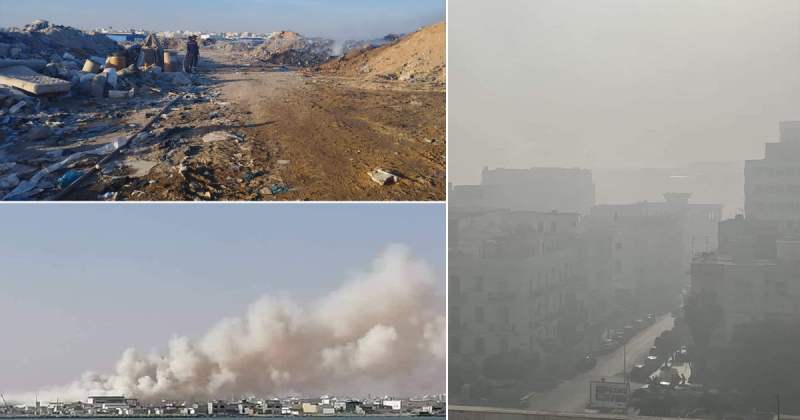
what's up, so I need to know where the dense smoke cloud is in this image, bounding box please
[9,245,444,403]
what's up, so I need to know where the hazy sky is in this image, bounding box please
[450,0,800,184]
[0,204,444,392]
[0,0,445,40]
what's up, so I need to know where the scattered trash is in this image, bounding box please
[100,191,118,201]
[203,131,242,143]
[277,160,291,165]
[82,59,100,73]
[24,125,51,141]
[269,183,291,195]
[368,169,399,185]
[3,137,129,200]
[8,101,26,114]
[57,170,83,189]
[108,88,135,99]
[0,173,20,189]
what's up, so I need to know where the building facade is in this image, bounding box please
[745,121,800,229]
[450,167,596,215]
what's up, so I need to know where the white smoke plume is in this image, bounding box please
[8,245,444,404]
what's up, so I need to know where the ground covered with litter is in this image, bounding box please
[0,20,446,201]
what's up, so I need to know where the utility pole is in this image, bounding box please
[623,343,627,383]
[777,394,781,420]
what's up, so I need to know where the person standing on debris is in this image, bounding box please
[185,36,200,73]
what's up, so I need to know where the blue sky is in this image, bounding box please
[0,203,444,391]
[0,0,446,40]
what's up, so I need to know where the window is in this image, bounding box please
[475,337,486,355]
[475,276,484,292]
[475,306,485,323]
[499,307,510,325]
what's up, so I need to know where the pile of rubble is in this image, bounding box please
[0,22,195,114]
[319,22,446,84]
[0,19,118,61]
[248,31,335,67]
[0,21,203,200]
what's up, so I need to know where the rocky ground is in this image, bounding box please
[0,22,446,201]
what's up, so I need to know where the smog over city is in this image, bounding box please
[449,0,800,417]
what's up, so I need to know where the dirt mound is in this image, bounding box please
[320,22,445,84]
[0,20,119,60]
[341,34,402,55]
[248,31,334,67]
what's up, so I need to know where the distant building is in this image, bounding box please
[301,403,318,415]
[745,121,800,229]
[691,215,800,346]
[589,193,722,312]
[261,399,282,415]
[382,400,402,411]
[450,166,596,214]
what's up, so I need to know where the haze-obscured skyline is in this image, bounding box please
[0,204,445,397]
[0,0,445,41]
[450,0,800,185]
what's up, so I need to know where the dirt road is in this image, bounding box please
[60,49,445,201]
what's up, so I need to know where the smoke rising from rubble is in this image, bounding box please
[7,246,444,403]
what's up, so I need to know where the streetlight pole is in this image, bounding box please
[623,343,627,383]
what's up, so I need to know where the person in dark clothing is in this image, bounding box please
[185,36,200,73]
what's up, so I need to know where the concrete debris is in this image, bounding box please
[0,65,71,95]
[0,58,47,71]
[108,88,135,99]
[368,169,399,185]
[104,68,118,89]
[202,131,242,143]
[247,31,335,67]
[1,20,118,61]
[90,73,107,98]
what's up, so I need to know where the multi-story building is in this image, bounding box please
[745,121,800,230]
[449,208,592,376]
[450,167,596,214]
[688,121,800,347]
[690,215,800,346]
[589,193,722,312]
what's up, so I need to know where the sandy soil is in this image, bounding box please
[60,49,445,201]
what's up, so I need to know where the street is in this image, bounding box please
[526,314,675,413]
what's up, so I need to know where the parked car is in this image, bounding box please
[578,354,597,371]
[630,363,651,382]
[644,355,661,369]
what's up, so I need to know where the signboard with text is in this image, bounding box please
[589,381,629,409]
